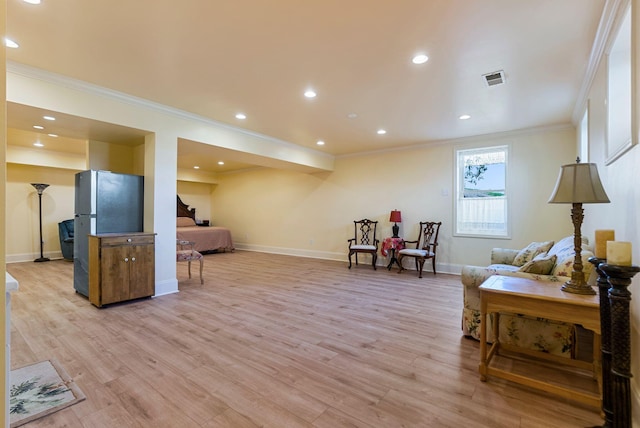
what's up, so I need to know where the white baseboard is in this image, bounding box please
[234,243,463,276]
[6,251,64,264]
[234,243,345,262]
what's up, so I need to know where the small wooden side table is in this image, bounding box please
[479,275,601,409]
[381,237,404,271]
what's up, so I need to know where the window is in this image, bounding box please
[455,145,508,237]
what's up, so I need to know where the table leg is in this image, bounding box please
[386,248,401,271]
[479,292,488,381]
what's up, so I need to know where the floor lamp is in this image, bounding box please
[31,183,50,262]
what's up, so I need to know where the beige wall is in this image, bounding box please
[213,126,575,270]
[87,140,144,174]
[580,37,640,422]
[4,138,145,262]
[5,164,76,262]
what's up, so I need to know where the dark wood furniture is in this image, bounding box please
[479,275,601,409]
[381,237,404,271]
[177,194,197,219]
[347,219,379,270]
[88,233,155,307]
[590,258,639,428]
[397,221,441,277]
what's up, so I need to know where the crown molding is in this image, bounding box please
[336,123,573,160]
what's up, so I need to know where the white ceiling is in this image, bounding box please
[6,0,606,172]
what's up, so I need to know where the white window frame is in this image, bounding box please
[454,145,510,238]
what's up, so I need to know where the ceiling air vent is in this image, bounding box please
[482,70,506,87]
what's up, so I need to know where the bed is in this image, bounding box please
[176,195,234,253]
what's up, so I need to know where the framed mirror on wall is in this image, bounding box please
[605,0,637,165]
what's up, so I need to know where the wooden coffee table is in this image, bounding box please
[479,275,601,408]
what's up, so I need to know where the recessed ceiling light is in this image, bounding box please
[304,89,317,99]
[48,134,58,137]
[5,38,19,49]
[459,114,471,120]
[218,161,225,165]
[347,113,358,119]
[43,115,56,121]
[377,129,387,135]
[23,0,41,4]
[33,142,44,147]
[33,125,44,130]
[235,113,246,120]
[412,54,429,64]
[193,166,200,169]
[316,140,325,146]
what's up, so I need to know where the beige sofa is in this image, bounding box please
[461,236,595,357]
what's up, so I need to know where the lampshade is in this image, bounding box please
[31,183,50,195]
[389,210,402,223]
[548,162,610,204]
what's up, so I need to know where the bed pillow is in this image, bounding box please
[518,253,557,275]
[512,240,555,266]
[177,217,196,227]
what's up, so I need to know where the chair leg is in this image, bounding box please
[397,254,404,274]
[348,251,353,269]
[372,252,377,270]
[432,257,437,275]
[417,259,425,278]
[187,260,192,278]
[199,259,204,284]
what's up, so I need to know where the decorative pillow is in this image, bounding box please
[177,217,196,227]
[518,253,557,275]
[512,241,555,266]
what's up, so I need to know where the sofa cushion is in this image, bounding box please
[512,240,554,266]
[519,253,557,275]
[487,264,520,272]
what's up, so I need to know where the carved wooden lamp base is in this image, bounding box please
[561,203,596,295]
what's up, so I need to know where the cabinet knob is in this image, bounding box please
[131,257,136,262]
[124,257,129,262]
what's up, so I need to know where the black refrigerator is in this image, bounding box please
[73,170,144,296]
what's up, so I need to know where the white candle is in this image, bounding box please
[606,241,632,266]
[595,229,615,259]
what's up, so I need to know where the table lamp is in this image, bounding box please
[389,210,402,238]
[548,159,609,294]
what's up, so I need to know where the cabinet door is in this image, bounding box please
[128,243,155,299]
[100,245,131,305]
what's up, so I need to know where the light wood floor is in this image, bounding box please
[7,251,602,427]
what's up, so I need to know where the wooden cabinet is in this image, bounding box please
[88,233,155,307]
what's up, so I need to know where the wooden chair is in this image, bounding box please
[176,239,204,284]
[397,221,442,278]
[347,219,379,270]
